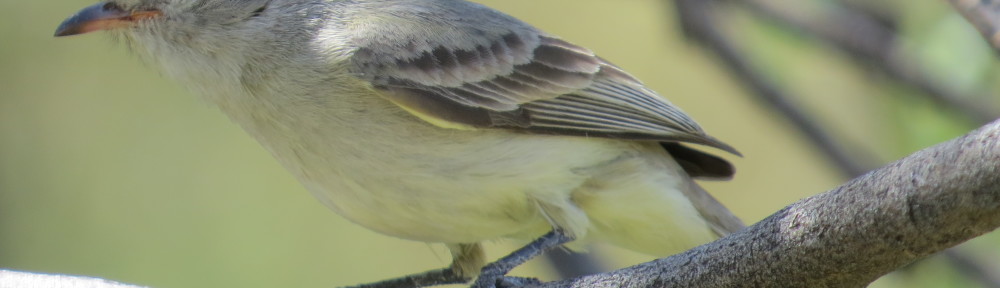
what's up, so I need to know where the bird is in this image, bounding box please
[55,0,744,287]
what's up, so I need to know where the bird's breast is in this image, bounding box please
[207,80,632,243]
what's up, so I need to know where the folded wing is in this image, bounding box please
[348,19,738,178]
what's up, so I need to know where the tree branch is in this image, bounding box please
[537,119,1000,288]
[678,1,1000,286]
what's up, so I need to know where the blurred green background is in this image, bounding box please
[2,0,998,287]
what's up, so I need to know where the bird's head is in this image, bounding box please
[55,0,276,36]
[55,0,277,47]
[54,0,320,90]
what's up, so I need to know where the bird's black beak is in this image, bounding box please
[55,2,162,37]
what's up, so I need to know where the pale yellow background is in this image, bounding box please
[1,1,996,287]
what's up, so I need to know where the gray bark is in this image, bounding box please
[538,119,1000,288]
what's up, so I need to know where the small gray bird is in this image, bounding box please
[56,0,743,287]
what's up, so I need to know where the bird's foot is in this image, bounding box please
[470,230,573,288]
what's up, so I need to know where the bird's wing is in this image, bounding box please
[346,4,738,157]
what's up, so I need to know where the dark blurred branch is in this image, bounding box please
[833,0,900,32]
[674,1,1000,286]
[948,0,1000,53]
[740,0,999,124]
[543,250,605,279]
[674,0,875,176]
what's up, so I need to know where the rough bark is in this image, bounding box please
[537,119,1000,288]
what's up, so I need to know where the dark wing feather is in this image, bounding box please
[348,15,738,177]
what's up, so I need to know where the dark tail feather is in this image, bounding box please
[661,142,735,180]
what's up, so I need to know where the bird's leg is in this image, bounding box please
[342,243,485,288]
[472,229,574,288]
